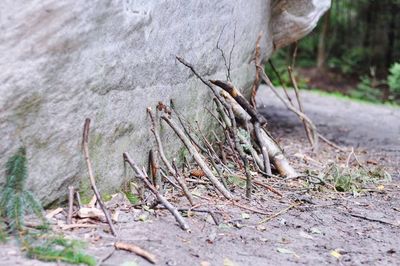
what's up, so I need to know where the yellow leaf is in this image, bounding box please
[377,185,385,191]
[330,250,342,259]
[223,258,237,266]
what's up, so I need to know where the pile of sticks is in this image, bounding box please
[118,55,301,230]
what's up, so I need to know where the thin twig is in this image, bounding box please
[258,202,301,224]
[160,114,233,199]
[115,241,157,264]
[172,159,195,206]
[254,122,272,175]
[288,66,318,151]
[123,152,190,231]
[82,119,117,237]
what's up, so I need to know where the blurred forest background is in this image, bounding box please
[267,0,400,104]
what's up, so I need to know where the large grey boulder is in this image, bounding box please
[0,0,330,205]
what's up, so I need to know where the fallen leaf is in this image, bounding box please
[377,184,385,191]
[138,213,148,222]
[256,225,266,232]
[310,227,322,234]
[330,250,342,259]
[223,258,237,266]
[276,247,297,257]
[241,213,250,219]
[77,207,105,221]
[299,231,313,239]
[45,207,64,219]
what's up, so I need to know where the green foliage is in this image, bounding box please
[0,147,96,265]
[388,62,400,94]
[349,76,383,103]
[26,235,96,266]
[227,175,246,189]
[124,191,140,204]
[0,147,46,232]
[328,47,369,75]
[322,164,391,193]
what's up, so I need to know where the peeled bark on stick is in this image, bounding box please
[149,149,161,190]
[123,152,190,231]
[82,119,117,237]
[160,114,233,199]
[210,79,268,125]
[227,106,252,198]
[254,122,272,175]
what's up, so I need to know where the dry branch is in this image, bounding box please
[82,118,117,237]
[115,241,157,264]
[123,152,190,231]
[160,114,233,199]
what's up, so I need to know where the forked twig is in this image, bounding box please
[160,114,232,199]
[123,152,190,231]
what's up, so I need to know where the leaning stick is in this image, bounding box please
[227,106,252,198]
[149,149,161,190]
[147,107,176,176]
[160,114,233,199]
[288,66,318,150]
[219,86,296,177]
[210,80,268,125]
[123,152,190,231]
[147,107,194,203]
[259,67,319,149]
[254,122,272,175]
[82,119,117,237]
[67,186,74,225]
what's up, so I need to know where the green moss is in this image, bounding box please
[101,193,112,202]
[112,123,135,142]
[78,180,92,205]
[14,93,43,119]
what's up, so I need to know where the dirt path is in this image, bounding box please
[1,87,399,266]
[257,86,400,178]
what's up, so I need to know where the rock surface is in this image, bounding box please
[0,0,330,204]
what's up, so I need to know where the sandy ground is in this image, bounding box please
[1,86,399,266]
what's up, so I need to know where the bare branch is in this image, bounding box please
[82,118,117,237]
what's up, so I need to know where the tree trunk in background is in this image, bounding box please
[386,1,397,70]
[317,10,330,72]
